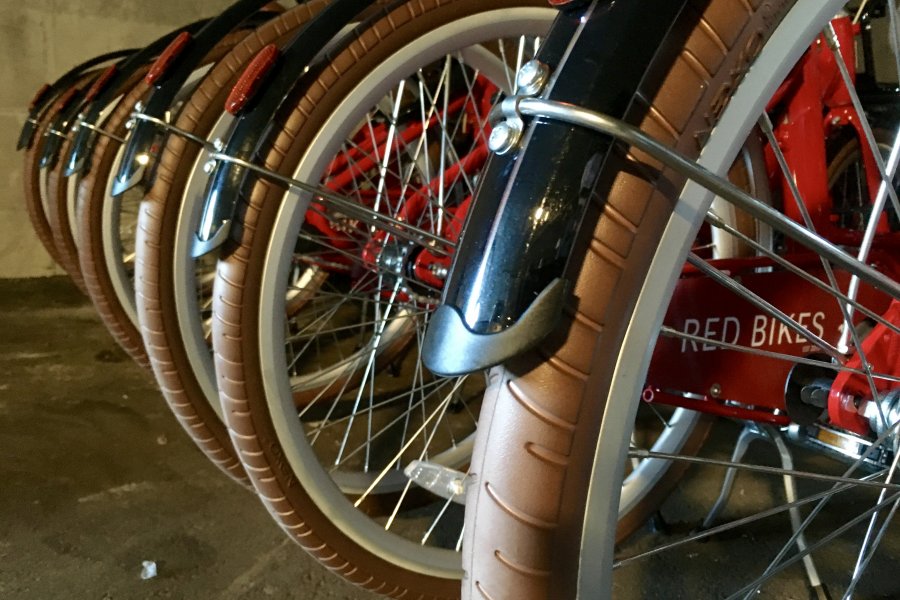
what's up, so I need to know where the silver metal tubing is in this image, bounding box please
[207,151,456,253]
[75,119,126,144]
[130,112,212,149]
[511,97,900,300]
[686,253,843,361]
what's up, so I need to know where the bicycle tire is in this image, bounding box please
[78,33,247,369]
[22,77,95,279]
[459,1,819,598]
[44,66,151,297]
[213,1,554,596]
[135,1,330,485]
[45,135,89,292]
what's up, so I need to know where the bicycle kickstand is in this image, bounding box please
[699,422,830,600]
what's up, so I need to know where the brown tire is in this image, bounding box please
[460,1,804,598]
[45,135,89,294]
[77,76,154,368]
[135,2,330,485]
[44,66,155,296]
[77,33,248,369]
[22,77,96,278]
[211,2,554,597]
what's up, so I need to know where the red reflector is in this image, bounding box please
[225,44,280,115]
[145,31,192,86]
[548,0,580,5]
[55,87,80,112]
[84,65,117,103]
[29,83,51,111]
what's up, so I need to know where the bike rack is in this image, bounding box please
[73,118,126,145]
[128,111,214,150]
[203,150,458,253]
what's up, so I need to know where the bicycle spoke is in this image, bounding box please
[627,448,900,492]
[352,375,465,507]
[614,470,888,569]
[758,111,889,429]
[742,419,900,597]
[659,327,900,384]
[848,425,900,589]
[844,495,900,597]
[704,210,900,339]
[686,253,843,360]
[825,22,900,225]
[727,491,900,600]
[335,279,403,466]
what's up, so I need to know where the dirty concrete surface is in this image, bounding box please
[3,277,900,599]
[0,278,378,599]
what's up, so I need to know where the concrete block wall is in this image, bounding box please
[0,0,231,278]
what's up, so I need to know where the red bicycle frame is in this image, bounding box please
[299,73,497,296]
[644,15,900,435]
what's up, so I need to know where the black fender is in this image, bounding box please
[422,0,703,376]
[40,53,147,169]
[37,79,96,169]
[191,0,378,258]
[17,49,135,151]
[64,19,210,177]
[110,0,285,196]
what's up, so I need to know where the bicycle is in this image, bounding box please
[204,1,554,595]
[134,0,332,484]
[416,0,900,597]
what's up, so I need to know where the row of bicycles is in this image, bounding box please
[18,0,900,597]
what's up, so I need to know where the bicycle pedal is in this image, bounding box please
[403,460,468,504]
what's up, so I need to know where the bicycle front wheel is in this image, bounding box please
[461,0,900,598]
[213,1,554,596]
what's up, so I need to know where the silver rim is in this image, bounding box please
[578,0,900,597]
[256,8,555,578]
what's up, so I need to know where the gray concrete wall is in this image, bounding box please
[0,0,230,278]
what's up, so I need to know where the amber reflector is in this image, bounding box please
[85,65,117,102]
[225,44,280,115]
[29,83,51,110]
[55,87,80,112]
[145,31,192,86]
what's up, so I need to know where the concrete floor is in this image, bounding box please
[0,277,378,599]
[4,277,900,599]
